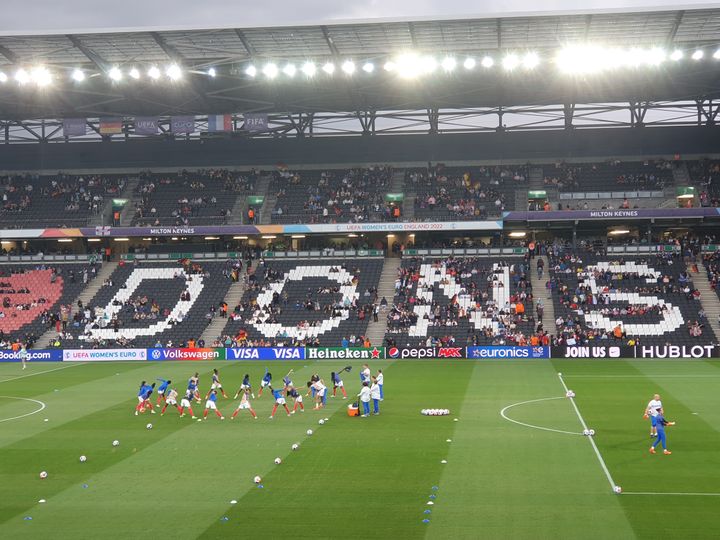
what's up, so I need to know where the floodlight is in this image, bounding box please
[362,62,374,73]
[166,64,182,80]
[71,69,85,82]
[148,66,161,79]
[245,65,257,77]
[502,53,520,71]
[322,62,335,74]
[0,72,7,83]
[15,69,29,84]
[301,62,316,77]
[714,49,720,60]
[463,57,476,69]
[31,66,52,87]
[282,63,297,77]
[129,67,140,80]
[341,60,355,74]
[262,63,278,79]
[383,61,396,72]
[692,49,704,60]
[108,67,122,81]
[670,49,683,61]
[441,57,457,72]
[522,52,540,69]
[646,47,666,66]
[481,56,494,68]
[207,67,216,77]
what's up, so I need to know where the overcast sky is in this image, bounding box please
[0,0,714,34]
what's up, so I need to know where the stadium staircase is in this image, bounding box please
[528,166,545,190]
[672,162,691,186]
[364,257,399,347]
[529,255,556,333]
[228,195,247,225]
[118,177,141,227]
[255,174,274,225]
[692,265,720,342]
[199,274,247,343]
[35,261,118,348]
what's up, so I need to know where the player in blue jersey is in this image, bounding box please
[134,381,148,415]
[188,372,202,403]
[155,378,172,405]
[649,414,675,455]
[202,389,225,421]
[269,387,291,419]
[331,371,347,399]
[258,369,272,397]
[206,369,229,399]
[135,381,156,415]
[234,373,255,399]
[288,385,304,413]
[282,369,294,391]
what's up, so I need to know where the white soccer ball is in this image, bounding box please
[79,455,87,463]
[291,443,299,451]
[324,418,329,422]
[306,429,313,436]
[613,485,622,494]
[588,429,595,436]
[583,429,590,436]
[146,423,153,430]
[566,390,575,398]
[274,457,282,465]
[318,419,325,425]
[39,471,48,479]
[112,440,120,447]
[421,409,427,415]
[253,475,262,484]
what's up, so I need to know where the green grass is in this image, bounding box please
[1,358,720,539]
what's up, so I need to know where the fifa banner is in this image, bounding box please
[466,346,550,359]
[387,346,465,359]
[305,347,385,360]
[63,349,147,361]
[227,347,305,360]
[62,118,87,138]
[0,349,63,362]
[554,345,719,359]
[147,348,226,361]
[243,113,268,132]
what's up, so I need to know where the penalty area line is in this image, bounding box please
[0,362,86,384]
[558,372,617,492]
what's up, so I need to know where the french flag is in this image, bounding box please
[208,114,232,132]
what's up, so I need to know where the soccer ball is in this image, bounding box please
[39,471,48,479]
[306,429,313,436]
[588,429,595,436]
[146,423,153,430]
[566,390,575,398]
[253,475,262,484]
[112,440,120,447]
[79,455,87,462]
[613,485,622,494]
[274,457,282,465]
[291,443,299,451]
[318,419,325,425]
[582,429,590,436]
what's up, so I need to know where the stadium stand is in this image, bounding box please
[384,256,538,347]
[547,249,716,346]
[131,169,253,226]
[543,160,674,192]
[216,258,383,346]
[0,263,98,347]
[688,159,720,207]
[56,260,233,348]
[0,173,125,228]
[269,167,393,224]
[408,164,525,221]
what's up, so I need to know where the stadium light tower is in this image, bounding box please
[502,53,520,71]
[441,57,457,72]
[322,62,335,74]
[31,66,52,86]
[166,64,182,80]
[362,62,374,73]
[129,67,141,80]
[670,49,683,61]
[283,63,297,77]
[522,52,540,69]
[15,69,29,85]
[207,67,217,77]
[481,56,494,68]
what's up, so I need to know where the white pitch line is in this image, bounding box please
[500,397,584,436]
[0,395,46,423]
[562,375,720,379]
[623,492,720,497]
[558,372,617,492]
[0,362,85,383]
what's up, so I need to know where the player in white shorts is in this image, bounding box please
[231,388,258,420]
[202,389,225,420]
[643,393,664,437]
[258,369,272,397]
[269,387,291,419]
[312,379,327,410]
[288,385,304,413]
[161,388,179,415]
[207,369,229,398]
[179,389,197,419]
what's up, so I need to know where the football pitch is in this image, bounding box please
[1,358,720,539]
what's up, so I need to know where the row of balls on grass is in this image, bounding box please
[421,409,450,416]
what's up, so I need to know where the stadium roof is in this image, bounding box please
[0,7,719,120]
